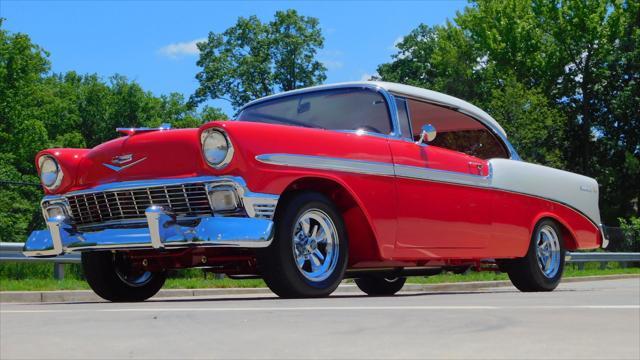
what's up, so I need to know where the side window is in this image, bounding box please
[407,99,508,159]
[238,88,392,134]
[395,97,412,139]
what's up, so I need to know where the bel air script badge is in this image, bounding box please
[103,154,147,172]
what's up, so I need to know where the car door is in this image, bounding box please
[390,97,505,251]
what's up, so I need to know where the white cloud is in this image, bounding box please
[159,38,206,58]
[318,49,344,70]
[321,60,344,70]
[389,36,404,51]
[359,72,379,81]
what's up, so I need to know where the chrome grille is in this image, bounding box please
[66,183,212,226]
[253,203,276,220]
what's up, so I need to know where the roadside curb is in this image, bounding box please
[1,274,638,303]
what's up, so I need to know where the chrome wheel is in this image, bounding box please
[292,209,339,282]
[535,225,561,278]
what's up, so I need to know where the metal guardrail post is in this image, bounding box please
[53,263,65,280]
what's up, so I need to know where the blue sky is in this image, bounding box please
[1,0,466,115]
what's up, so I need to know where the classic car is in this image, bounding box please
[23,81,607,301]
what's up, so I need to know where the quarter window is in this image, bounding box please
[238,88,392,135]
[407,99,508,159]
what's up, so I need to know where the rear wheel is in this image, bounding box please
[502,219,565,292]
[355,276,406,296]
[82,251,166,302]
[258,192,348,298]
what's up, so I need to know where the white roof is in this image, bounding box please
[241,81,507,137]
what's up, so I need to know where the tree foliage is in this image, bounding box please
[191,9,327,109]
[377,0,639,223]
[0,20,227,242]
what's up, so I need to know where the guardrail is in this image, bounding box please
[0,242,80,280]
[1,242,639,279]
[565,252,640,262]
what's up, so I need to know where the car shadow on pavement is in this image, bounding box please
[26,287,580,306]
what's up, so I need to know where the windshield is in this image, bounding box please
[237,88,393,134]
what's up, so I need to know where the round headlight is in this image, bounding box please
[201,129,233,168]
[38,155,63,190]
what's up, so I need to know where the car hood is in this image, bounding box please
[74,129,203,190]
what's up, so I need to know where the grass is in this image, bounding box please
[405,265,640,284]
[1,263,637,292]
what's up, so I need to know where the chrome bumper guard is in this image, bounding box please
[23,176,277,257]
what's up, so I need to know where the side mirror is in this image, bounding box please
[416,124,437,145]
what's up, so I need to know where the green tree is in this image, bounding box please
[0,21,227,243]
[377,0,639,223]
[191,9,326,109]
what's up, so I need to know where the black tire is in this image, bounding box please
[502,219,565,292]
[355,276,406,296]
[82,251,166,302]
[258,191,348,298]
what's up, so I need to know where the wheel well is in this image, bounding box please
[539,217,578,251]
[277,177,381,263]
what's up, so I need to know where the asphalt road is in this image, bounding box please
[1,278,639,360]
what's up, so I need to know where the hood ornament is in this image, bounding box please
[103,154,147,172]
[116,123,171,136]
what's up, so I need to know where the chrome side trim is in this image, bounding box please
[256,153,601,226]
[256,153,487,186]
[394,164,491,187]
[256,154,395,177]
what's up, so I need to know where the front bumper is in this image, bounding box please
[23,176,277,257]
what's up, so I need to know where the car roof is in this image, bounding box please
[239,81,507,138]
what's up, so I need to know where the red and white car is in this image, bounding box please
[24,82,607,301]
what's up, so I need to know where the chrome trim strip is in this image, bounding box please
[394,164,491,187]
[255,153,601,227]
[256,153,487,185]
[256,154,395,177]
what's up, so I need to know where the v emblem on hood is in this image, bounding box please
[103,155,147,172]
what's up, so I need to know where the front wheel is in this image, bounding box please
[82,251,166,302]
[355,276,406,296]
[258,191,348,298]
[501,219,565,292]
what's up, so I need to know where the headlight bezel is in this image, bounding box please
[38,155,64,191]
[201,128,234,169]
